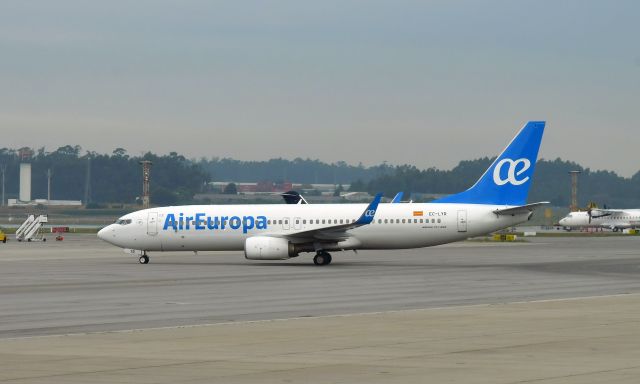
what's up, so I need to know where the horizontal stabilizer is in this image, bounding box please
[493,202,549,216]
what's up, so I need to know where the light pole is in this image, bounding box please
[0,164,5,207]
[139,160,152,208]
[569,170,581,212]
[47,168,53,202]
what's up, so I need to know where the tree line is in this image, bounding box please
[351,158,640,208]
[0,146,207,206]
[1,146,639,208]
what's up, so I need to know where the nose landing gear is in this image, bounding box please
[139,254,149,264]
[313,251,332,266]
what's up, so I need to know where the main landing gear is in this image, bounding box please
[313,251,332,266]
[139,253,149,264]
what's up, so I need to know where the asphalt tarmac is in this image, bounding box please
[1,234,639,383]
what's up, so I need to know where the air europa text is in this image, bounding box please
[163,213,268,233]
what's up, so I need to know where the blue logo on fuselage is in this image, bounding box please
[163,213,268,234]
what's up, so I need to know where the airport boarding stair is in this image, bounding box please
[15,214,48,242]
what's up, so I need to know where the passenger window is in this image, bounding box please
[303,220,306,224]
[437,219,441,223]
[432,219,435,223]
[322,219,325,224]
[340,219,344,224]
[420,219,423,223]
[378,219,382,224]
[296,220,299,224]
[384,219,388,224]
[278,220,282,225]
[402,219,405,223]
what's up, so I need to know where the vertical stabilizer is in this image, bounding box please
[432,121,545,206]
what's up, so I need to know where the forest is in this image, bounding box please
[1,146,639,208]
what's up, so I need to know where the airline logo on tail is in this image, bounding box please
[431,121,545,206]
[493,158,531,186]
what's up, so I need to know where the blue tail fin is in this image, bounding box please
[391,192,404,203]
[432,121,545,206]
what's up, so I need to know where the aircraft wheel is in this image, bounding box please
[139,255,149,264]
[313,252,332,266]
[325,253,332,265]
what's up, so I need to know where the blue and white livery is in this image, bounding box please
[98,121,547,265]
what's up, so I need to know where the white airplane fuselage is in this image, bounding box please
[99,203,528,253]
[559,210,640,231]
[98,120,546,264]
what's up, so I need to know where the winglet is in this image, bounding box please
[391,192,404,203]
[355,193,383,225]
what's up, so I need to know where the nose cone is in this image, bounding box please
[559,218,566,225]
[97,225,112,242]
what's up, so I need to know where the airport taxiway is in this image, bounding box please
[1,234,640,383]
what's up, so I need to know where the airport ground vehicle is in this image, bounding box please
[0,229,7,243]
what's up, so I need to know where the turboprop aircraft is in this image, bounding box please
[98,121,546,266]
[559,208,640,232]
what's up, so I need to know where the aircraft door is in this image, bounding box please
[282,217,290,230]
[147,212,158,236]
[457,210,467,232]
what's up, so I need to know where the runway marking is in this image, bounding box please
[2,292,638,341]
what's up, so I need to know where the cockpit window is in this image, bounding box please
[116,219,133,225]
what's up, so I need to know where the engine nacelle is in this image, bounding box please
[244,236,296,260]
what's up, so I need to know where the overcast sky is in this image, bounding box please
[1,1,638,176]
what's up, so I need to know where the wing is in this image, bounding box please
[493,202,549,216]
[590,209,616,218]
[281,193,382,242]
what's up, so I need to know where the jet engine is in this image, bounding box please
[244,236,297,260]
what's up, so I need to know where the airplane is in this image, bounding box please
[390,192,404,203]
[98,121,547,266]
[282,190,404,204]
[281,191,308,204]
[559,208,640,232]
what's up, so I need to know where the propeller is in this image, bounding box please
[586,202,599,224]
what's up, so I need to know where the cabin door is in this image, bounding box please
[147,212,158,236]
[457,210,467,232]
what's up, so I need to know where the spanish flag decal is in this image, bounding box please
[413,211,423,217]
